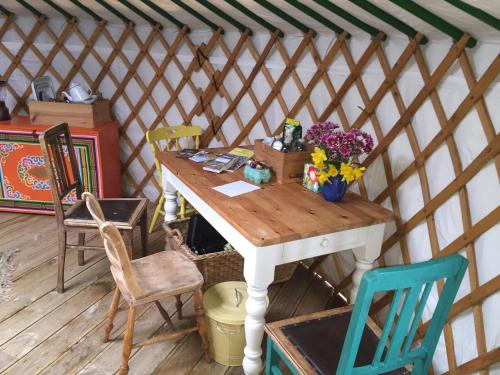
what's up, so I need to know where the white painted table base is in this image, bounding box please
[162,166,386,375]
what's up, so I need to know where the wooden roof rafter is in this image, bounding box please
[69,0,105,24]
[224,0,284,38]
[141,0,189,32]
[349,0,428,44]
[193,0,252,36]
[0,4,14,18]
[94,0,134,27]
[254,0,317,37]
[312,0,385,40]
[16,0,47,19]
[3,1,493,47]
[43,0,77,22]
[284,0,350,37]
[389,0,477,47]
[444,0,500,32]
[117,0,162,30]
[170,0,222,34]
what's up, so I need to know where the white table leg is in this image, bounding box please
[163,189,178,222]
[162,166,178,222]
[242,251,278,375]
[350,223,386,303]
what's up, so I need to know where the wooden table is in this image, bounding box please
[159,151,394,375]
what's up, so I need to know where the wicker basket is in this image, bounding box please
[163,218,298,289]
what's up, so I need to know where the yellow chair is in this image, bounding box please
[146,125,202,234]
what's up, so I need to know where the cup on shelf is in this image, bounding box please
[62,83,93,103]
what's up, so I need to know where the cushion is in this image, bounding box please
[282,311,407,375]
[67,199,142,223]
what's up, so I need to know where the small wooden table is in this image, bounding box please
[159,151,394,375]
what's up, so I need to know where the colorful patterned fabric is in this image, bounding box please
[0,131,98,214]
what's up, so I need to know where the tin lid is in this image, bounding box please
[203,282,248,325]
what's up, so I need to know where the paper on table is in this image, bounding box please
[212,180,260,197]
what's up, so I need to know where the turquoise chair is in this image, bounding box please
[265,254,468,375]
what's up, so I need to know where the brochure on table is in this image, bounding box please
[181,147,254,174]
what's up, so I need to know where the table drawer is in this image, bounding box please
[277,226,369,265]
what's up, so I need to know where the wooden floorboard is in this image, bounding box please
[0,211,340,375]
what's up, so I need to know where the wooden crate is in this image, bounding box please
[254,139,311,184]
[28,99,112,128]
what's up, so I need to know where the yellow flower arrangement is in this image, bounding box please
[305,122,373,201]
[318,171,329,184]
[311,147,327,169]
[317,164,338,184]
[312,156,365,185]
[353,165,366,180]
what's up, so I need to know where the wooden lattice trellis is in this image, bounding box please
[0,10,499,375]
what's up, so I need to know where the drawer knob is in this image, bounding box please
[320,238,330,248]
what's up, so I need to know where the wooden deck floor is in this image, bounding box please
[0,210,344,375]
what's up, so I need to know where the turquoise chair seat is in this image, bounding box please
[265,254,468,375]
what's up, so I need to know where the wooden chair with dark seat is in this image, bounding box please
[265,254,468,375]
[82,192,210,375]
[39,123,149,293]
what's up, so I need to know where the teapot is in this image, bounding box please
[62,83,93,103]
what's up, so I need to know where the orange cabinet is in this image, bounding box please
[0,116,121,214]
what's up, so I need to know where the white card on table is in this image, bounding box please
[212,180,260,197]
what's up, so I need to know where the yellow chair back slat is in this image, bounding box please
[145,125,202,233]
[146,125,202,183]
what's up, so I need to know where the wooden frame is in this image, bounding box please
[1,6,499,373]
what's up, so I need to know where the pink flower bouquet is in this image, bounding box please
[304,122,373,184]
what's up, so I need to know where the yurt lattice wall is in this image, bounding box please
[0,1,499,374]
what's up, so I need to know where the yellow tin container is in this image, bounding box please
[203,281,249,366]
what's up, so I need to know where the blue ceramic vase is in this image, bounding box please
[322,175,348,202]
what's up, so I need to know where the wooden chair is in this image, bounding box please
[40,123,148,293]
[82,192,210,375]
[146,125,202,233]
[265,254,468,375]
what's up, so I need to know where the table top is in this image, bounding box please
[159,151,395,247]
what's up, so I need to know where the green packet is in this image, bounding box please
[282,117,302,147]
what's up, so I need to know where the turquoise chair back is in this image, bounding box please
[337,254,468,374]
